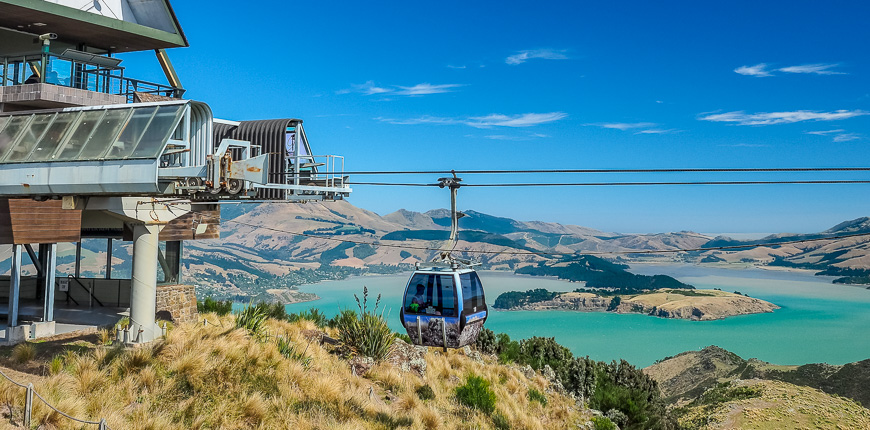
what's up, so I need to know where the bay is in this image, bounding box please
[285,265,870,368]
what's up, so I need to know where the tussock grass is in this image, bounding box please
[0,312,587,429]
[11,342,35,363]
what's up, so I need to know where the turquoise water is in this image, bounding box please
[285,266,870,368]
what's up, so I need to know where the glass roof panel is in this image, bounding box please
[127,105,184,159]
[104,107,157,159]
[53,110,105,161]
[28,112,81,162]
[77,109,133,160]
[2,114,55,162]
[0,116,31,161]
[0,117,10,136]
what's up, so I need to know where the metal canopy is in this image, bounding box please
[0,0,188,53]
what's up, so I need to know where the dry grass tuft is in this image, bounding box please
[11,342,35,363]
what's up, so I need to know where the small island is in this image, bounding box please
[494,288,779,321]
[502,256,779,320]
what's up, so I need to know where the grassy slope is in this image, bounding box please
[677,379,870,430]
[0,317,586,429]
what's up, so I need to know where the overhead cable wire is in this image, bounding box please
[346,180,870,187]
[306,167,870,176]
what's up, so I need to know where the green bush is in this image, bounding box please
[234,302,268,338]
[591,416,617,430]
[475,327,498,354]
[198,297,233,316]
[528,387,548,406]
[492,411,511,430]
[289,308,328,327]
[254,301,288,320]
[416,384,435,401]
[334,287,394,360]
[455,374,497,414]
[395,332,412,344]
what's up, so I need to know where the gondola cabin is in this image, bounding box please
[400,266,487,348]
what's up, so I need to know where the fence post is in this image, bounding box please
[99,418,107,430]
[24,383,33,427]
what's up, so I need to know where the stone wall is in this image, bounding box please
[155,284,199,324]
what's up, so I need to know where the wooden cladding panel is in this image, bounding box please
[159,208,220,241]
[0,199,82,244]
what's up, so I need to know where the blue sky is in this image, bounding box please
[121,0,870,234]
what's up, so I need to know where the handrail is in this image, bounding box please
[67,276,104,307]
[0,367,110,429]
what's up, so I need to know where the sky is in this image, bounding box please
[119,0,870,234]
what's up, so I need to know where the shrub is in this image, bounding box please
[455,374,497,414]
[334,287,394,360]
[475,327,497,354]
[289,308,328,327]
[327,308,357,329]
[492,411,511,430]
[12,342,35,363]
[254,301,288,320]
[198,297,233,316]
[591,416,617,430]
[416,384,435,401]
[528,387,548,406]
[395,332,412,344]
[235,302,268,338]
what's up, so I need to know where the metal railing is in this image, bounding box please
[0,368,110,429]
[285,154,347,189]
[1,53,183,101]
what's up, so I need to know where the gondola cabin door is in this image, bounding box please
[400,268,487,348]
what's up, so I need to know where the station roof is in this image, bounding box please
[0,0,188,55]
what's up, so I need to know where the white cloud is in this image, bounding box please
[506,49,569,65]
[339,81,462,96]
[779,63,844,75]
[833,133,861,142]
[805,129,845,136]
[699,110,868,126]
[447,64,466,69]
[464,112,568,128]
[376,112,567,128]
[635,128,680,134]
[394,83,463,95]
[734,63,772,77]
[590,122,657,131]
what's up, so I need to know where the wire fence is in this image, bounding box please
[0,367,111,429]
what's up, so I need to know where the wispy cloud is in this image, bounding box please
[734,63,772,77]
[377,112,567,128]
[734,62,846,77]
[339,81,463,96]
[635,128,680,135]
[833,133,861,142]
[699,110,867,126]
[592,122,657,131]
[482,133,549,141]
[506,49,569,65]
[447,64,466,69]
[394,83,463,95]
[779,63,845,75]
[804,129,845,136]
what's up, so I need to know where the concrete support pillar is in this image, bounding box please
[130,224,160,343]
[7,244,21,328]
[42,243,56,322]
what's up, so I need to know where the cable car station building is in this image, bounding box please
[0,0,350,343]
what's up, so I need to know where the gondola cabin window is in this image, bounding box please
[460,272,486,313]
[403,273,457,317]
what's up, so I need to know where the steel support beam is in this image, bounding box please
[42,244,56,322]
[7,245,22,328]
[74,241,81,278]
[130,224,160,343]
[106,238,113,280]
